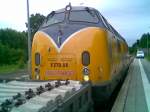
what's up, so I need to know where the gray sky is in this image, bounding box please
[0,0,150,46]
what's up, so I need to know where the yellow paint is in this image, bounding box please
[31,27,128,85]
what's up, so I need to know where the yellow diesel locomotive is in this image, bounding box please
[31,4,130,103]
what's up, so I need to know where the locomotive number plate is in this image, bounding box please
[46,70,75,76]
[47,54,76,76]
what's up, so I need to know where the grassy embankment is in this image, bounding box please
[146,55,150,61]
[0,65,19,74]
[0,62,27,74]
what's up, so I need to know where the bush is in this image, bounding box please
[146,55,150,61]
[17,58,25,69]
[0,29,28,65]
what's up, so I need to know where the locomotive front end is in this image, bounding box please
[31,5,107,82]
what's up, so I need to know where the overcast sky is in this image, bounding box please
[0,0,150,46]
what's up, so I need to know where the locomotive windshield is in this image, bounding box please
[69,10,99,23]
[42,8,99,27]
[42,12,65,27]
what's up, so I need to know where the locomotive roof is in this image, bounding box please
[53,6,96,13]
[44,5,126,43]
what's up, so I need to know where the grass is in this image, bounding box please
[146,55,150,61]
[0,64,26,74]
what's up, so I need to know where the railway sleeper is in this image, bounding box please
[0,80,93,112]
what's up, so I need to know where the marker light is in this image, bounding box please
[35,53,40,66]
[83,67,90,75]
[35,68,40,80]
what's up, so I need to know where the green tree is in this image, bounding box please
[0,29,27,49]
[26,13,45,38]
[0,13,45,66]
[139,33,150,48]
[130,33,150,54]
[0,29,27,65]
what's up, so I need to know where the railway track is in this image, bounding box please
[0,80,92,112]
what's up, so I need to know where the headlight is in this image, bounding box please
[83,67,90,81]
[84,75,89,82]
[35,74,40,80]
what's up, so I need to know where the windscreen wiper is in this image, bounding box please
[85,7,95,17]
[46,11,55,23]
